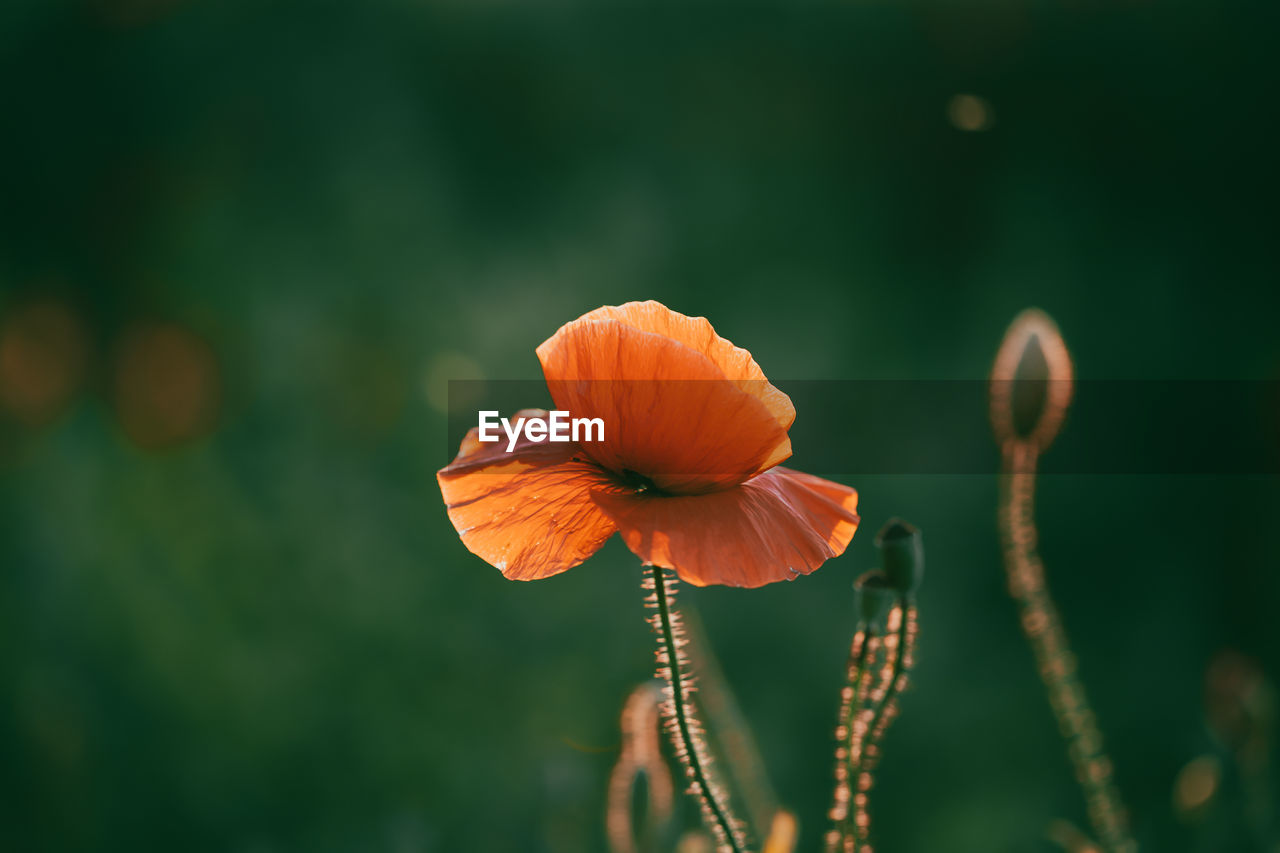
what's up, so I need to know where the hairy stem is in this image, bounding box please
[847,601,916,851]
[857,598,913,777]
[644,565,747,853]
[827,630,876,853]
[1000,441,1136,853]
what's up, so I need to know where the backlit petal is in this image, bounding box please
[591,466,859,588]
[437,409,621,580]
[569,302,782,385]
[536,301,795,495]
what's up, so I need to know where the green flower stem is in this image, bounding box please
[846,597,915,850]
[857,595,912,775]
[645,565,747,853]
[1000,441,1136,853]
[827,630,875,853]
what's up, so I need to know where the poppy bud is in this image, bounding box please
[853,570,896,631]
[876,518,923,594]
[989,308,1074,450]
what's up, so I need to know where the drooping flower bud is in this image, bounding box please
[989,308,1074,451]
[876,518,923,595]
[853,570,896,632]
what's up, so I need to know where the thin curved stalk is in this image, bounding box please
[846,600,917,851]
[644,566,748,853]
[826,628,879,853]
[857,597,916,778]
[606,681,674,853]
[1000,441,1136,853]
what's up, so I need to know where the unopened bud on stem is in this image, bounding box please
[877,518,924,595]
[854,570,896,632]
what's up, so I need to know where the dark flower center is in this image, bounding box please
[619,468,666,496]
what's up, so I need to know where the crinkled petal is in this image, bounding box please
[591,466,859,588]
[568,302,783,386]
[536,301,795,495]
[437,409,621,580]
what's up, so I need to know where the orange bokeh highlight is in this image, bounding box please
[0,299,87,428]
[112,322,221,450]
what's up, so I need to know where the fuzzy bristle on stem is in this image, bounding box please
[1000,443,1136,853]
[827,600,918,853]
[857,602,918,778]
[992,309,1134,853]
[825,628,882,853]
[643,566,749,853]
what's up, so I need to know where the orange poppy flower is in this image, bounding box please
[437,301,860,588]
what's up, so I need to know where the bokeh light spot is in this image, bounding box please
[112,322,222,450]
[1173,754,1220,818]
[0,299,87,428]
[947,94,994,132]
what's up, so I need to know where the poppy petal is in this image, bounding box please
[591,466,860,588]
[437,409,621,580]
[564,302,786,387]
[536,301,795,495]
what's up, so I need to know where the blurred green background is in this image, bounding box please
[2,1,1278,851]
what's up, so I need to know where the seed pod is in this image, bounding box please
[853,570,896,632]
[989,308,1074,450]
[876,518,923,594]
